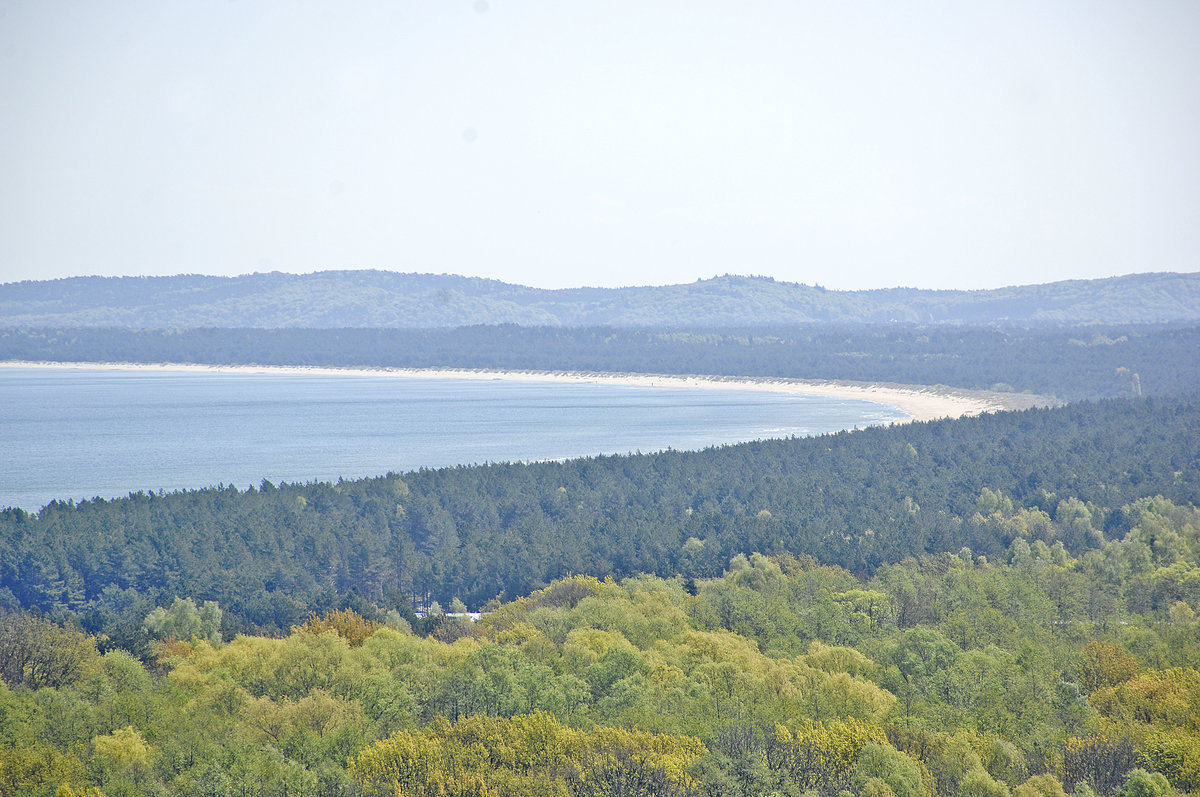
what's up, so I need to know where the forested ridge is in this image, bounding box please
[2,396,1196,640]
[4,322,1196,400]
[3,270,1199,327]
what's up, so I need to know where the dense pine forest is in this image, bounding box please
[4,321,1197,400]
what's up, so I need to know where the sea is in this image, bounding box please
[0,367,907,511]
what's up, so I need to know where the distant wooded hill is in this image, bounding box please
[3,270,1198,327]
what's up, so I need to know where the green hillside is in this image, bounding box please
[3,270,1199,327]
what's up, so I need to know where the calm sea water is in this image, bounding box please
[0,367,906,511]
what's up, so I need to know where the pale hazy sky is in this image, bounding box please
[2,1,1198,290]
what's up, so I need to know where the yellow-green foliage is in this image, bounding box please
[7,526,1200,797]
[348,711,706,797]
[1012,773,1067,797]
[0,743,90,797]
[53,784,107,797]
[805,640,880,677]
[293,608,382,647]
[93,726,150,768]
[768,718,889,792]
[471,571,897,735]
[1143,728,1200,793]
[1078,640,1140,694]
[853,742,932,797]
[1089,668,1200,730]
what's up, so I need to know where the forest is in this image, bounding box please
[3,499,1200,796]
[2,392,1200,795]
[3,271,1199,328]
[3,282,1200,796]
[3,321,1197,400]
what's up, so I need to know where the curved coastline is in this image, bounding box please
[0,360,1051,423]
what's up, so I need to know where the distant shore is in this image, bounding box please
[0,360,1052,423]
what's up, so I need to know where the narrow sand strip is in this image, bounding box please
[0,360,1050,423]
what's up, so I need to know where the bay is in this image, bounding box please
[0,367,906,511]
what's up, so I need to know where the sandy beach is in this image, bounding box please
[0,360,1051,422]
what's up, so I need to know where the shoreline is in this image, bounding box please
[0,359,1050,422]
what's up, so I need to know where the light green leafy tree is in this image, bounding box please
[143,597,222,644]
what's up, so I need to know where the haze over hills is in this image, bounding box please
[2,270,1198,328]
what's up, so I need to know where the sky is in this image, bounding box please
[1,1,1198,291]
